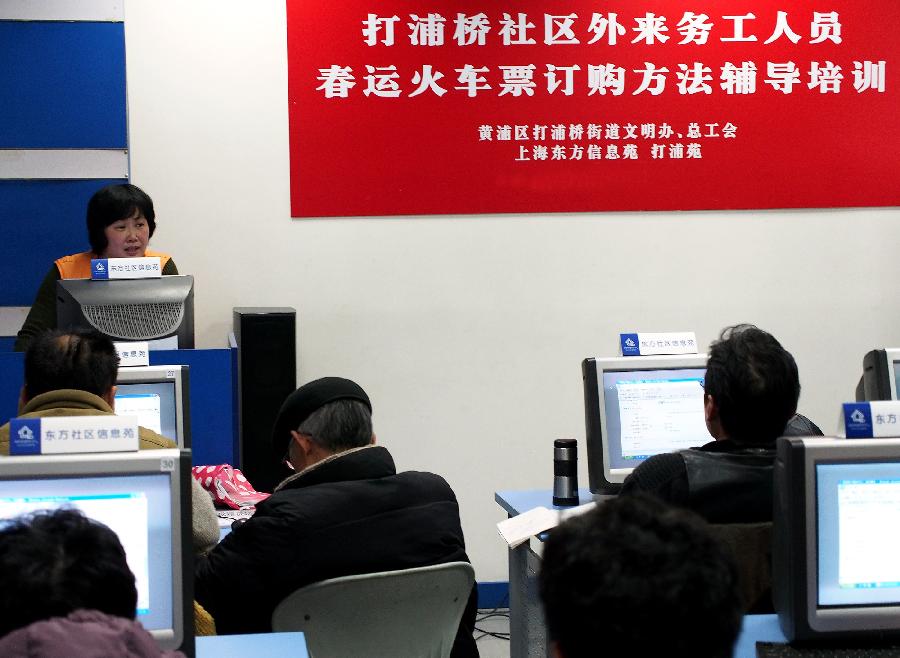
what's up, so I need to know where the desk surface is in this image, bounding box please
[495,488,594,517]
[197,632,308,657]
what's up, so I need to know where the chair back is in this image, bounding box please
[709,521,773,613]
[271,561,475,658]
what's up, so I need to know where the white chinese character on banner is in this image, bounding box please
[586,124,602,139]
[765,62,801,94]
[532,125,546,140]
[514,125,528,140]
[546,64,581,96]
[622,144,638,159]
[632,13,669,45]
[533,145,549,160]
[721,13,757,42]
[676,63,713,95]
[622,124,637,139]
[605,123,621,139]
[478,125,493,141]
[569,124,584,140]
[764,11,801,45]
[687,143,702,158]
[551,145,567,160]
[316,65,356,98]
[658,123,674,138]
[496,125,512,140]
[408,13,446,46]
[723,123,737,138]
[544,14,579,45]
[810,12,841,45]
[605,144,620,159]
[640,123,656,138]
[498,65,536,96]
[651,144,665,158]
[808,61,843,93]
[687,123,701,138]
[498,13,536,45]
[363,65,401,97]
[515,146,530,161]
[362,14,399,46]
[454,13,491,46]
[676,12,713,45]
[570,145,584,160]
[551,124,566,140]
[853,60,886,93]
[632,63,669,95]
[587,64,625,96]
[587,144,602,160]
[587,13,625,45]
[720,61,757,94]
[669,143,685,158]
[408,65,447,97]
[455,65,491,97]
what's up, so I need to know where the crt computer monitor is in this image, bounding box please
[774,437,900,644]
[856,349,900,401]
[0,449,193,655]
[115,365,191,449]
[56,275,195,349]
[582,354,712,493]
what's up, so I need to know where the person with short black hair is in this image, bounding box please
[540,494,742,658]
[195,376,479,657]
[0,330,219,556]
[0,508,183,657]
[14,183,178,352]
[620,324,807,523]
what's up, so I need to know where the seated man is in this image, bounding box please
[195,377,478,657]
[0,508,182,657]
[540,494,742,658]
[621,324,803,522]
[0,330,218,555]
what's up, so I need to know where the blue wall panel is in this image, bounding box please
[1,179,126,306]
[0,22,126,148]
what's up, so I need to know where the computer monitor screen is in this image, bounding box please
[0,450,191,653]
[115,365,190,449]
[583,354,711,493]
[773,437,900,643]
[56,275,194,349]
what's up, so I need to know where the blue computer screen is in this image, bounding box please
[115,382,178,442]
[817,462,900,606]
[0,473,174,629]
[602,368,710,470]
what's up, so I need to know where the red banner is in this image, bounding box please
[287,1,899,217]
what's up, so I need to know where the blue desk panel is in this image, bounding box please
[0,179,127,306]
[196,632,308,658]
[0,22,126,148]
[0,349,237,467]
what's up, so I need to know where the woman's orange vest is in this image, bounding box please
[54,250,172,279]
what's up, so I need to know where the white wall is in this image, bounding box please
[124,0,900,582]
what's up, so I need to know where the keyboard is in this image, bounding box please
[757,641,900,657]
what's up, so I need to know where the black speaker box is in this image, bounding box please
[233,307,296,493]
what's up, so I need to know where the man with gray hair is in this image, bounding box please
[195,377,478,656]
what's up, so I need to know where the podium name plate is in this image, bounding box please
[10,416,140,455]
[92,257,162,280]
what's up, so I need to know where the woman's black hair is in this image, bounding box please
[86,183,156,255]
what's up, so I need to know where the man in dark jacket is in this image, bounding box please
[620,324,806,523]
[195,377,478,657]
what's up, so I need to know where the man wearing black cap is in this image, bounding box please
[194,377,478,656]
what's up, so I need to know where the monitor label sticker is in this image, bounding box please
[842,402,900,438]
[90,257,162,280]
[619,332,698,356]
[114,341,150,367]
[10,416,140,454]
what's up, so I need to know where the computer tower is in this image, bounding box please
[233,308,296,493]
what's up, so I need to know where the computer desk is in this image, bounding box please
[495,489,789,658]
[196,632,308,657]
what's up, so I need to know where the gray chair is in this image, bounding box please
[271,561,475,658]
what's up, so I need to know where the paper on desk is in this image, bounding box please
[497,502,596,548]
